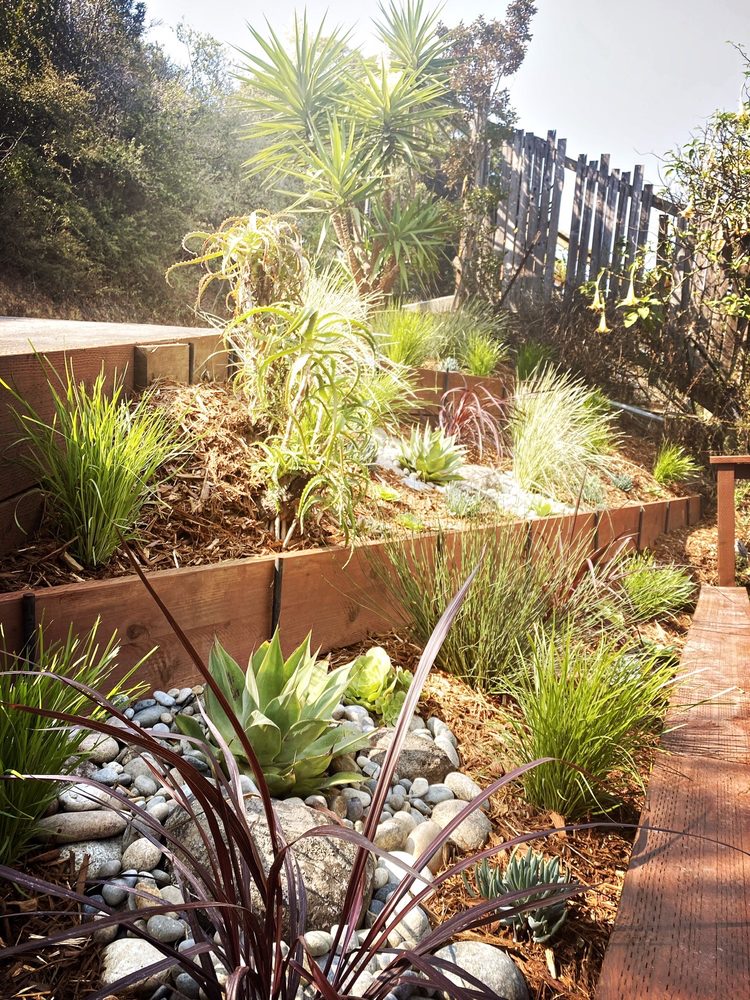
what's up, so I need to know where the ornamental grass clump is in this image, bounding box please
[0,620,141,866]
[460,331,507,376]
[652,441,701,485]
[2,362,185,567]
[376,522,617,692]
[503,625,678,819]
[373,307,437,368]
[0,549,582,1000]
[621,552,696,622]
[438,385,506,458]
[176,631,368,796]
[510,366,618,502]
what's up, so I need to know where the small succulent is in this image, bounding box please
[530,497,556,518]
[175,631,369,797]
[439,355,461,372]
[444,483,486,519]
[344,646,412,725]
[464,846,572,943]
[581,475,606,508]
[397,424,465,484]
[610,472,634,492]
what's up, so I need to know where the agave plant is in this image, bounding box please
[464,846,571,943]
[397,423,465,484]
[176,632,369,796]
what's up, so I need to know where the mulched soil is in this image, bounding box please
[0,851,103,1000]
[330,620,690,1000]
[0,382,687,593]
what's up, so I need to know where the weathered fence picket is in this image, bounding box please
[493,129,686,311]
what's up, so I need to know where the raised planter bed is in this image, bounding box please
[0,496,701,691]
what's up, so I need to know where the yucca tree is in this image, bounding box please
[237,0,454,298]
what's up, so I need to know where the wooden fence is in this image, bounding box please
[494,129,686,307]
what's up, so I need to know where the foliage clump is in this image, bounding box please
[510,366,618,501]
[344,646,412,724]
[503,626,677,818]
[652,441,700,486]
[175,632,368,797]
[2,362,185,567]
[621,553,695,622]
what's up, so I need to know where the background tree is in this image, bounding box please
[237,0,454,300]
[0,1,269,321]
[438,3,536,303]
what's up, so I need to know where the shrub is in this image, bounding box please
[375,523,616,692]
[0,620,140,865]
[438,385,506,458]
[2,362,185,567]
[433,300,501,360]
[373,308,437,367]
[233,301,409,542]
[176,631,368,796]
[464,846,571,943]
[397,424,466,484]
[510,366,618,501]
[0,550,581,1000]
[515,341,552,380]
[460,331,507,376]
[344,646,412,724]
[652,441,700,485]
[503,626,678,818]
[621,553,695,622]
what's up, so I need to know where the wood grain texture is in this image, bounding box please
[598,585,750,999]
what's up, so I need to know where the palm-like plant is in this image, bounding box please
[238,2,454,298]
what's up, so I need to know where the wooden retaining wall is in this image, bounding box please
[0,496,700,691]
[0,318,226,554]
[0,318,511,555]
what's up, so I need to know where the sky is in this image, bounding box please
[146,0,750,186]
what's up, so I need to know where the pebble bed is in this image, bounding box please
[373,428,573,520]
[41,687,529,1000]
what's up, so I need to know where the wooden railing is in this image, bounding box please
[710,455,750,586]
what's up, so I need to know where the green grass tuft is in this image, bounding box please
[652,442,700,485]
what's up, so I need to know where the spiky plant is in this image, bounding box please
[652,442,700,485]
[510,366,618,502]
[176,632,368,796]
[397,424,465,484]
[460,331,507,376]
[1,360,185,567]
[620,553,696,622]
[373,308,438,367]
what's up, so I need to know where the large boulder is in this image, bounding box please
[434,941,529,1000]
[367,730,454,783]
[166,797,374,932]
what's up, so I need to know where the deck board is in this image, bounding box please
[597,585,750,999]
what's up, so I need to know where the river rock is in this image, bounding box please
[58,837,123,878]
[100,938,171,993]
[444,771,483,802]
[146,914,186,943]
[37,810,127,844]
[122,837,163,872]
[430,799,492,852]
[434,941,529,1000]
[405,820,444,874]
[78,732,120,765]
[367,731,454,783]
[59,783,117,812]
[166,797,374,931]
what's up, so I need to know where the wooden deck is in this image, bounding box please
[597,586,750,998]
